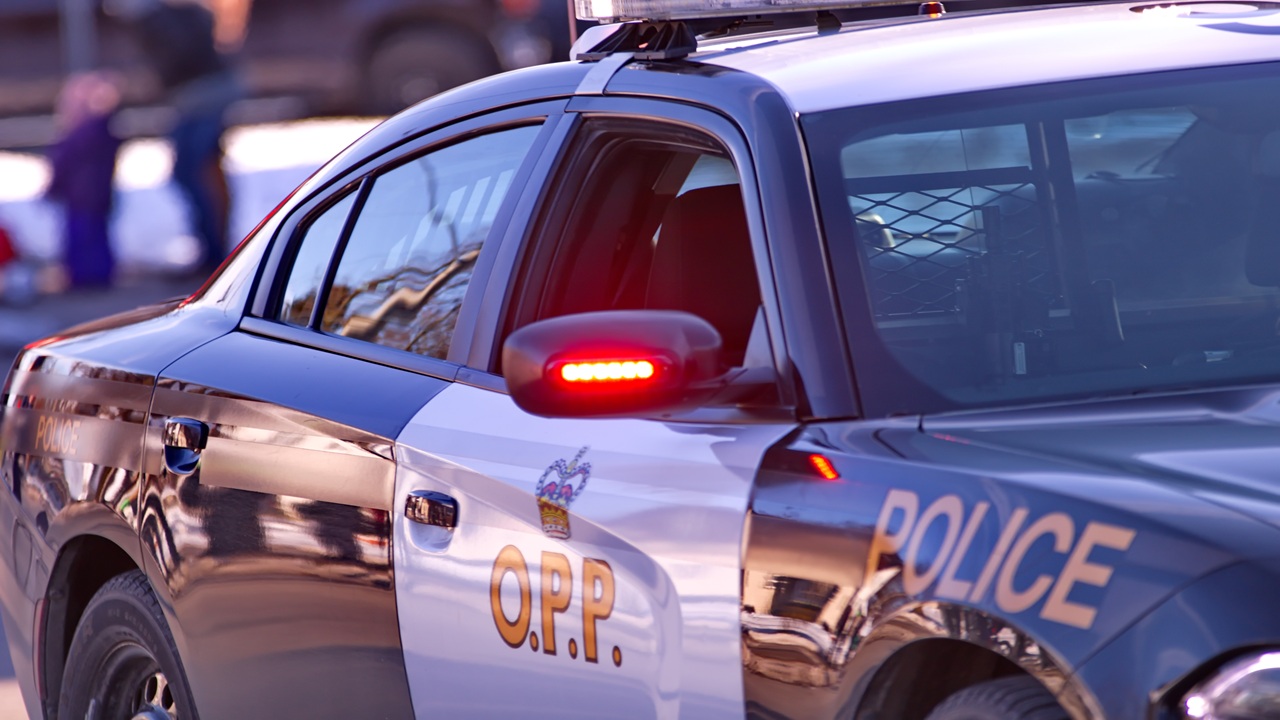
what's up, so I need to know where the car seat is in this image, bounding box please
[646,184,761,366]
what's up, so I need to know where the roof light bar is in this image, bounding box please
[577,0,912,22]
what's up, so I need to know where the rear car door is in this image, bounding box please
[141,106,560,717]
[394,101,799,717]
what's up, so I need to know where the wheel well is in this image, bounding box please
[41,535,138,714]
[856,638,1028,720]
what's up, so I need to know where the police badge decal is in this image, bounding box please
[535,447,592,539]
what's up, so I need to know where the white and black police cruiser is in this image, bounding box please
[3,0,1280,717]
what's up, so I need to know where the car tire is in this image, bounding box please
[366,27,500,114]
[57,570,196,720]
[926,676,1069,720]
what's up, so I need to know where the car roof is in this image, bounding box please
[693,1,1280,113]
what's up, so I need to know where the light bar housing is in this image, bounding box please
[576,0,906,22]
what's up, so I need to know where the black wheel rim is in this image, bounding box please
[88,641,177,720]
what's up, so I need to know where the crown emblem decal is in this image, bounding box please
[535,447,592,539]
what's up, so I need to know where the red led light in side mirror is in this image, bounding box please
[558,360,657,383]
[809,454,840,481]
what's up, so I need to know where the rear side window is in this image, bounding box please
[279,192,357,327]
[277,123,541,360]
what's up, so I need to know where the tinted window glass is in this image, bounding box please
[279,192,356,327]
[520,132,763,368]
[806,62,1280,413]
[322,125,540,359]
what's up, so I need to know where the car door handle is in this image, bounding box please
[163,417,209,475]
[405,490,457,530]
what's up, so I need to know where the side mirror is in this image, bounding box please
[503,310,729,418]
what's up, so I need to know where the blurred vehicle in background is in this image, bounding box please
[0,0,573,124]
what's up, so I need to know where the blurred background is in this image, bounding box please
[0,0,575,123]
[0,0,578,352]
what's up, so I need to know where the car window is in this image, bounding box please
[508,124,763,369]
[279,191,357,327]
[300,124,541,360]
[806,62,1280,411]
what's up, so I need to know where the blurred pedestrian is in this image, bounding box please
[109,0,244,275]
[46,72,123,289]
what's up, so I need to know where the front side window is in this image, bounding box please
[807,62,1280,412]
[505,123,766,372]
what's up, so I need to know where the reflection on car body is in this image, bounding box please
[7,1,1280,719]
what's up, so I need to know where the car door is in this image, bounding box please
[393,103,799,717]
[139,107,561,717]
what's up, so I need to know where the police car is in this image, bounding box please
[3,0,1280,717]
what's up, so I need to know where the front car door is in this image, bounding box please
[394,101,799,717]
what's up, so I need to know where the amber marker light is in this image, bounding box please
[559,360,657,383]
[809,454,840,481]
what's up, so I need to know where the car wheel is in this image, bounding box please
[926,676,1069,720]
[366,27,500,114]
[57,570,196,720]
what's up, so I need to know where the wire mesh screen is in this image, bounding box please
[848,167,1063,321]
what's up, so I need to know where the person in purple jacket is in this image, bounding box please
[111,0,244,276]
[45,72,123,289]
